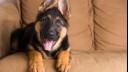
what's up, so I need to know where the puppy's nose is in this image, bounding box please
[48,31,55,37]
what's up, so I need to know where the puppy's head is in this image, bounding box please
[35,0,71,51]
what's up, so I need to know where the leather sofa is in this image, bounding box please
[0,0,127,72]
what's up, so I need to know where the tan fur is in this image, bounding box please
[35,22,42,44]
[52,27,67,51]
[34,22,49,58]
[56,50,71,72]
[56,16,60,20]
[48,14,52,19]
[28,47,45,72]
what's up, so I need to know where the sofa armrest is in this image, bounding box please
[0,2,20,58]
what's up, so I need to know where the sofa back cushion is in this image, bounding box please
[93,0,127,51]
[21,0,94,51]
[21,0,42,25]
[0,2,20,58]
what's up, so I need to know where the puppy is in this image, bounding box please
[11,0,71,72]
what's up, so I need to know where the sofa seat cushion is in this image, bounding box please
[0,51,126,72]
[0,53,28,72]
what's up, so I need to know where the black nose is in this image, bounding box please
[48,31,55,37]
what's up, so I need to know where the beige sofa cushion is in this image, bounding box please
[0,51,127,72]
[21,0,43,25]
[0,53,28,72]
[93,0,127,51]
[0,2,20,58]
[21,0,94,51]
[68,0,94,51]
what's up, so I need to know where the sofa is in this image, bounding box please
[0,0,127,72]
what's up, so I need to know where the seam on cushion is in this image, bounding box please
[94,20,123,36]
[0,39,1,58]
[19,0,24,28]
[88,0,95,49]
[88,24,94,49]
[92,0,98,50]
[94,31,126,47]
[0,50,1,59]
[20,0,26,27]
[15,0,22,28]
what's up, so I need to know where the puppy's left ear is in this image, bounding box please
[58,0,71,20]
[39,0,58,12]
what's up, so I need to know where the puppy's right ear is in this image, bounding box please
[58,0,71,20]
[39,0,58,12]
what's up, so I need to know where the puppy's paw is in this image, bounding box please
[56,51,71,72]
[28,50,45,72]
[29,60,45,72]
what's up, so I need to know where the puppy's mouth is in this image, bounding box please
[43,39,56,51]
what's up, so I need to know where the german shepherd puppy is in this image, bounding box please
[11,0,71,72]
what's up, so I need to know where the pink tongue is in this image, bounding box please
[43,40,53,51]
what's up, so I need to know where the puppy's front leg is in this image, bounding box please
[28,47,45,72]
[56,49,71,72]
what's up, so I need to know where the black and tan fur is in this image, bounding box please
[11,0,71,72]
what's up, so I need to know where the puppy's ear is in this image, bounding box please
[39,0,58,12]
[58,0,71,20]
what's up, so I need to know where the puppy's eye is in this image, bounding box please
[56,21,62,27]
[42,17,48,23]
